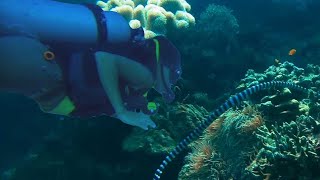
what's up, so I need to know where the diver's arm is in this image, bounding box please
[117,58,154,90]
[0,0,131,45]
[95,51,156,130]
[95,51,153,113]
[95,52,126,114]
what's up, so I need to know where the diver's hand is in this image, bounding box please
[116,110,156,130]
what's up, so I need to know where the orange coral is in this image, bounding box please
[242,104,257,115]
[201,144,213,159]
[189,142,213,172]
[191,154,205,172]
[241,115,264,133]
[206,116,225,136]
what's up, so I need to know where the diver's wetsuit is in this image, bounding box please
[0,1,181,118]
[50,39,158,117]
[0,33,158,117]
[0,1,151,116]
[0,36,66,112]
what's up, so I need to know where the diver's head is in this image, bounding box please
[153,36,182,103]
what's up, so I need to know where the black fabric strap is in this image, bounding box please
[83,4,108,47]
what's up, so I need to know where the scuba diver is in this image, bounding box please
[0,0,181,130]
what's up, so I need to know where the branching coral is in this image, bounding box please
[237,61,320,91]
[237,61,320,120]
[259,87,309,123]
[246,115,320,179]
[97,0,195,38]
[231,62,320,179]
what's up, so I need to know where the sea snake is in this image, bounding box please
[153,81,318,180]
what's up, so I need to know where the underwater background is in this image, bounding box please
[1,0,320,179]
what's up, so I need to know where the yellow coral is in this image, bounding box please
[147,0,158,5]
[97,0,195,36]
[129,19,141,29]
[158,0,185,13]
[133,5,146,27]
[146,6,167,34]
[164,11,175,27]
[180,0,191,11]
[175,20,188,28]
[112,5,134,21]
[97,0,112,11]
[175,10,185,20]
[123,0,135,8]
[144,29,157,39]
[174,11,195,28]
[184,11,195,24]
[97,0,122,11]
[96,1,108,8]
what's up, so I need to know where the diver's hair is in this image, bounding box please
[153,81,318,180]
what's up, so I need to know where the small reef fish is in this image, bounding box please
[288,49,296,56]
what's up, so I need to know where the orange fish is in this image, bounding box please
[288,49,296,56]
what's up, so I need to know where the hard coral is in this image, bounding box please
[234,62,320,179]
[179,62,320,179]
[246,115,320,179]
[122,103,208,154]
[237,61,320,91]
[259,87,308,123]
[97,0,195,38]
[237,61,320,119]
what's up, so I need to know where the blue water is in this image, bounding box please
[1,0,320,179]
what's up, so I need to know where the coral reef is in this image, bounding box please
[177,3,239,60]
[237,61,320,91]
[166,3,241,98]
[197,4,239,46]
[246,115,320,179]
[179,105,264,179]
[97,0,195,38]
[3,0,320,179]
[258,87,310,124]
[122,102,208,154]
[237,61,320,118]
[177,62,320,179]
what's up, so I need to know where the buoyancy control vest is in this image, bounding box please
[54,40,158,117]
